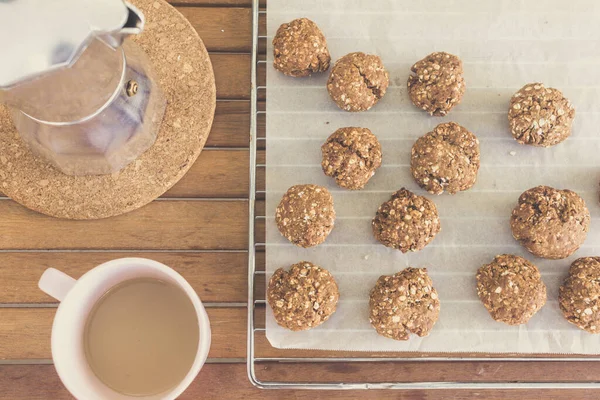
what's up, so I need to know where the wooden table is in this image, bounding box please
[0,1,598,399]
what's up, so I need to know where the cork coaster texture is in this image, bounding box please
[0,0,216,219]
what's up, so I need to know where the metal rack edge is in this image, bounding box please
[245,0,600,390]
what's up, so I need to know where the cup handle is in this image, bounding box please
[38,268,77,302]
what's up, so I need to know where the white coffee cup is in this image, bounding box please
[38,257,211,400]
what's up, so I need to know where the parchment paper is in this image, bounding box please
[265,0,600,353]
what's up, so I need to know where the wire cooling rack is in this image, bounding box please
[246,0,600,390]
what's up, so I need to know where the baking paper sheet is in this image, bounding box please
[265,0,600,353]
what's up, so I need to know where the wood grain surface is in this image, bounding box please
[0,200,247,250]
[0,252,247,304]
[1,364,599,400]
[1,2,597,400]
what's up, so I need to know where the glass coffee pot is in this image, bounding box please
[0,0,166,175]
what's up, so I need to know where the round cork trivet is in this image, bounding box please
[0,0,216,219]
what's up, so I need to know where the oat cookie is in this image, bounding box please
[407,52,465,116]
[559,257,600,333]
[510,186,590,259]
[321,127,382,190]
[327,52,389,112]
[508,83,575,147]
[268,261,339,331]
[411,122,480,195]
[369,268,440,341]
[476,254,546,325]
[372,188,441,253]
[272,18,330,77]
[275,184,335,248]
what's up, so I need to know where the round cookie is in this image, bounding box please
[559,257,600,333]
[321,127,382,190]
[268,261,339,331]
[275,184,335,248]
[369,267,440,341]
[476,254,547,325]
[372,188,441,253]
[327,52,389,112]
[410,122,480,195]
[508,83,575,147]
[407,52,465,116]
[272,18,331,77]
[510,186,590,259]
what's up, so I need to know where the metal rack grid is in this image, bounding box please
[246,0,600,390]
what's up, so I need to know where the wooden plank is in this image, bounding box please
[259,38,266,56]
[252,360,600,385]
[256,250,265,271]
[256,199,265,216]
[170,0,266,6]
[206,101,250,148]
[147,362,600,400]
[211,53,251,99]
[0,150,249,199]
[170,8,261,53]
[1,363,599,400]
[256,166,264,194]
[175,0,251,4]
[7,304,596,363]
[255,219,265,244]
[0,149,248,198]
[257,111,265,143]
[254,272,265,300]
[0,103,252,198]
[0,200,247,250]
[0,308,245,360]
[164,150,249,198]
[178,7,252,52]
[258,16,267,54]
[0,365,70,400]
[0,252,247,304]
[258,61,266,87]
